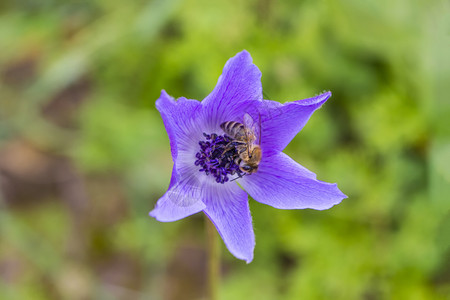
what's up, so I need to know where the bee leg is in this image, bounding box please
[239,147,248,156]
[221,141,244,155]
[221,145,234,156]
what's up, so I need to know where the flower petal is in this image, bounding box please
[260,92,331,155]
[240,152,347,210]
[203,183,255,263]
[202,50,263,126]
[149,166,206,222]
[156,90,202,160]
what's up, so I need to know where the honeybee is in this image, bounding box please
[220,113,262,174]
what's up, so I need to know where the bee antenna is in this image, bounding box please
[230,174,245,181]
[258,113,261,145]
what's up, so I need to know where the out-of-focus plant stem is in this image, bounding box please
[205,215,220,300]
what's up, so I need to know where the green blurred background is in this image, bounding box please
[1,0,449,299]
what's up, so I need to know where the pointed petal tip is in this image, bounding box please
[240,153,347,211]
[158,89,171,99]
[202,186,255,263]
[321,91,332,100]
[313,183,348,210]
[148,209,168,222]
[148,209,161,221]
[228,50,259,76]
[149,207,204,223]
[155,90,174,111]
[148,210,158,220]
[315,90,332,102]
[292,90,332,108]
[231,250,254,264]
[235,49,252,60]
[317,91,332,105]
[222,244,253,263]
[229,242,254,263]
[149,192,206,223]
[205,210,255,263]
[160,90,169,99]
[333,182,348,200]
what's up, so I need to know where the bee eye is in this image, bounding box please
[243,165,252,171]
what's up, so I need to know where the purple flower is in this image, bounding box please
[150,50,347,263]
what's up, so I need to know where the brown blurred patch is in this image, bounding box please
[0,140,85,209]
[0,139,90,260]
[0,139,63,205]
[1,53,38,88]
[164,245,207,300]
[96,253,143,299]
[41,76,92,128]
[0,252,26,284]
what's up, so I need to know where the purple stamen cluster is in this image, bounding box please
[195,133,244,184]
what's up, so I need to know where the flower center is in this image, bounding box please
[195,133,244,184]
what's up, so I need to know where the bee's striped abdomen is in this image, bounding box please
[220,121,245,140]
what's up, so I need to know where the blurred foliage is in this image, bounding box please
[1,0,449,299]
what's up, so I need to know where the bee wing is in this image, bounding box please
[243,113,255,128]
[166,173,203,207]
[243,112,260,144]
